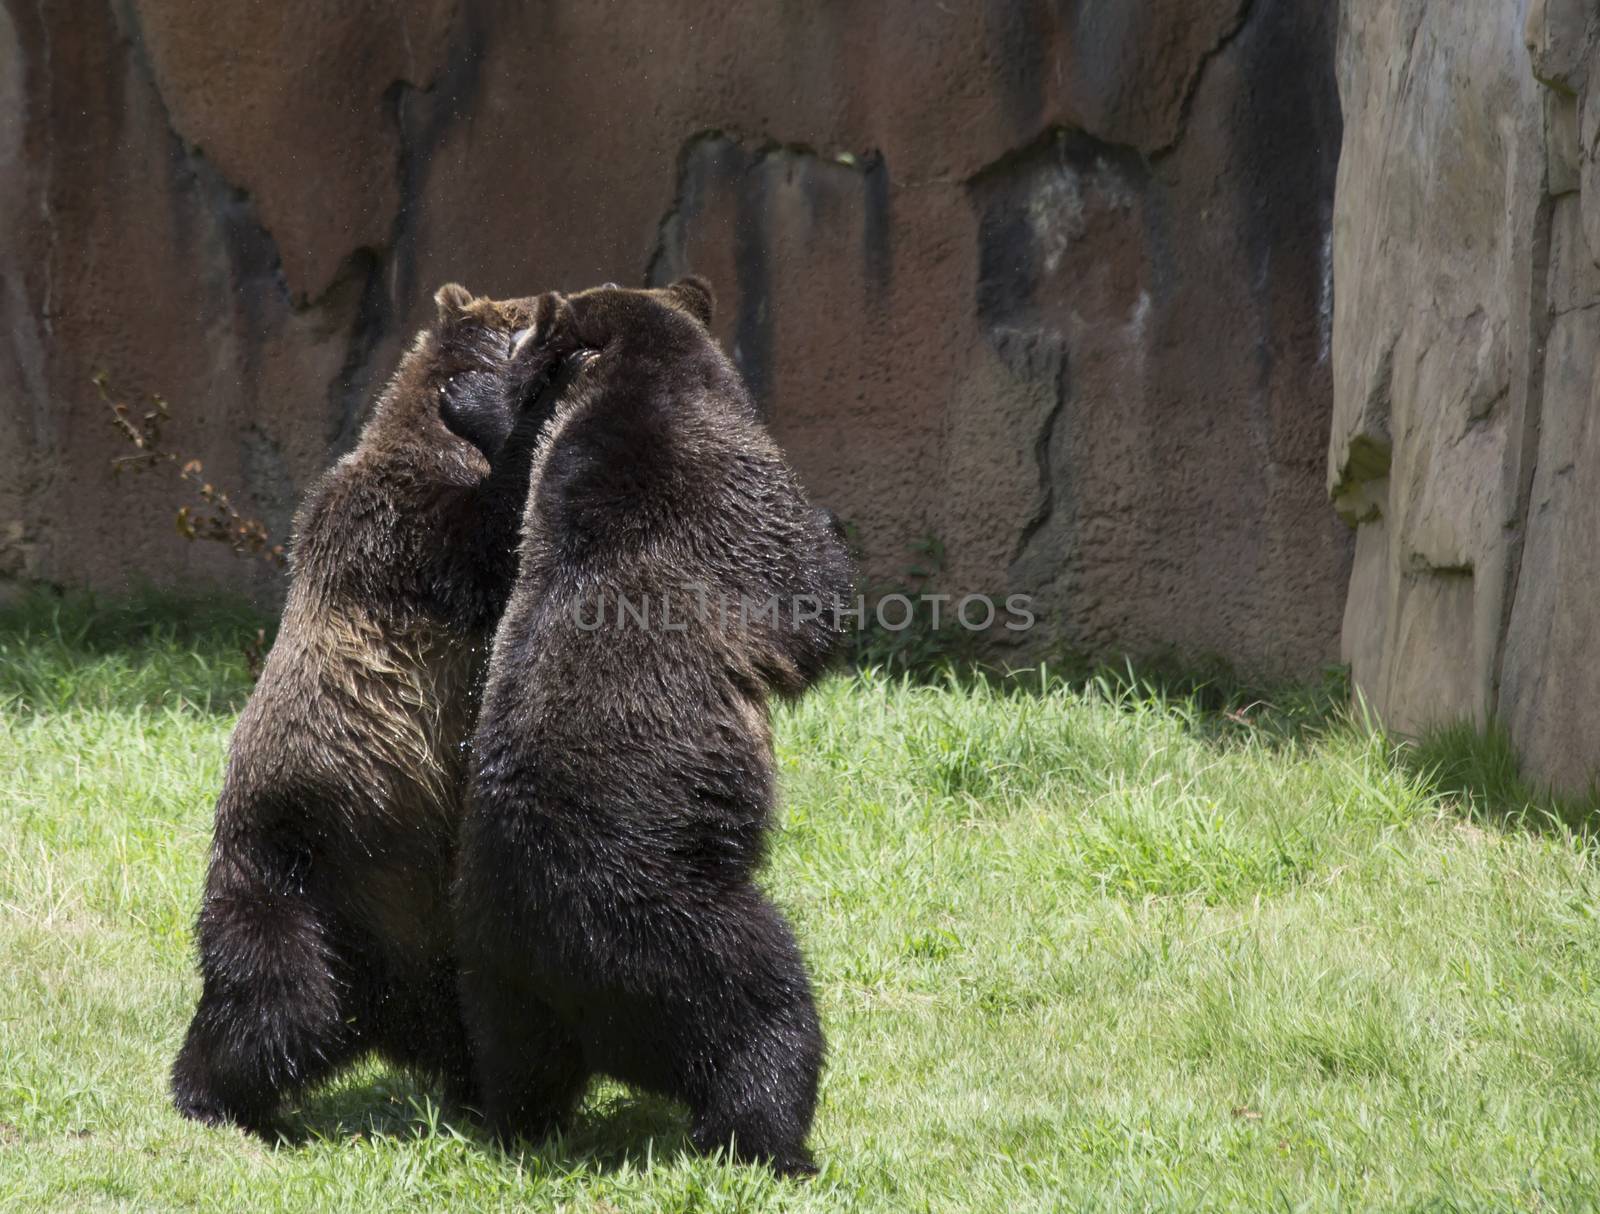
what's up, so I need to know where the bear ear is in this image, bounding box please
[512,291,574,360]
[667,276,715,326]
[434,282,475,327]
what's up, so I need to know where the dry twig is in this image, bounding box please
[96,373,287,569]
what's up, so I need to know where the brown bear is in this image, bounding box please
[170,284,561,1136]
[451,279,852,1177]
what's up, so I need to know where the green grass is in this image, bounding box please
[4,592,1600,1211]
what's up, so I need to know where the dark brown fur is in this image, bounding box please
[453,280,852,1176]
[171,284,545,1135]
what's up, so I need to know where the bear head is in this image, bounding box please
[485,276,720,442]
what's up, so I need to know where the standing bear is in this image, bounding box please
[453,278,852,1178]
[171,284,561,1135]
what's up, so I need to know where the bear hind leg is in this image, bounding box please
[171,884,358,1137]
[685,1002,822,1177]
[677,901,824,1178]
[461,969,589,1148]
[374,952,479,1114]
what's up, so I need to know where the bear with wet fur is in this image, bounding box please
[170,283,551,1136]
[453,278,852,1177]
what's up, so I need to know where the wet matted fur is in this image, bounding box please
[170,284,548,1136]
[453,279,853,1177]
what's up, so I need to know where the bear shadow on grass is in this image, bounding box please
[288,1074,693,1172]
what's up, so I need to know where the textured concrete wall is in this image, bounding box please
[1331,0,1600,792]
[1,0,1350,677]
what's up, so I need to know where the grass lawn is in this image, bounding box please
[3,593,1600,1211]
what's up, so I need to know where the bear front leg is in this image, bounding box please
[459,967,589,1148]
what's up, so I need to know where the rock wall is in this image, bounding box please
[1,0,1350,678]
[1332,0,1600,792]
